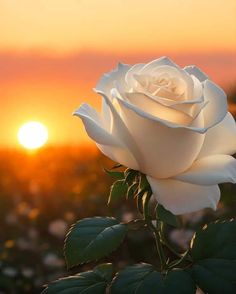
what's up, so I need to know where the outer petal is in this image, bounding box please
[74,103,139,170]
[124,92,192,125]
[175,155,236,185]
[98,91,143,169]
[198,112,236,158]
[140,56,179,73]
[184,65,208,82]
[147,176,220,215]
[114,95,204,129]
[116,97,204,178]
[201,80,228,129]
[74,103,118,146]
[95,63,130,98]
[125,63,145,88]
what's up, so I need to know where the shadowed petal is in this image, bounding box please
[198,112,236,158]
[175,155,236,185]
[74,103,119,146]
[201,80,228,129]
[147,176,220,215]
[184,65,208,82]
[74,103,139,170]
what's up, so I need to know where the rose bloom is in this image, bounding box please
[74,57,236,215]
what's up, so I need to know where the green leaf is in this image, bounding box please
[65,217,127,268]
[164,270,196,293]
[191,219,236,260]
[190,260,236,294]
[94,263,114,283]
[190,219,236,294]
[156,204,180,228]
[42,263,113,294]
[108,180,128,205]
[111,264,196,294]
[111,264,162,294]
[104,168,124,180]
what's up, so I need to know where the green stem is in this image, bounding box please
[148,220,166,271]
[159,222,182,258]
[142,191,166,271]
[168,250,191,269]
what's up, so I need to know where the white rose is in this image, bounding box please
[74,57,236,215]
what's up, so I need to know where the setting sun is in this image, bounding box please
[18,121,48,150]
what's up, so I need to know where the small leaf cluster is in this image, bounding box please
[107,168,149,206]
[42,167,236,293]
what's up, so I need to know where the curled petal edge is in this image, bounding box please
[147,176,220,215]
[175,155,236,185]
[112,94,216,134]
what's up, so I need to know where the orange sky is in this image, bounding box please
[0,0,236,147]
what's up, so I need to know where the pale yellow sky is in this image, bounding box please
[0,0,235,54]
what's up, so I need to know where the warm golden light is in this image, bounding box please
[18,121,48,149]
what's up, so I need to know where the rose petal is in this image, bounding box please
[74,103,118,146]
[140,56,179,73]
[184,65,208,82]
[74,102,139,170]
[124,92,192,126]
[198,112,236,158]
[96,63,130,98]
[141,61,194,100]
[101,97,112,131]
[116,97,204,178]
[147,176,220,215]
[175,155,236,185]
[201,80,228,128]
[125,63,145,89]
[134,74,203,108]
[97,143,138,171]
[170,75,204,117]
[127,78,227,135]
[98,92,142,169]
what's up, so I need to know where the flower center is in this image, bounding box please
[134,73,187,101]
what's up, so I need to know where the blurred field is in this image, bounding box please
[1,89,236,293]
[0,146,114,293]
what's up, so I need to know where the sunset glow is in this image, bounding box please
[0,0,235,147]
[18,121,48,149]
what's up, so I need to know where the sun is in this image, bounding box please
[18,121,48,150]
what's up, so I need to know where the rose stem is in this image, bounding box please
[142,191,166,271]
